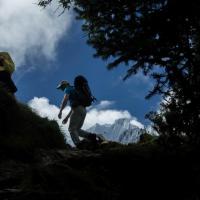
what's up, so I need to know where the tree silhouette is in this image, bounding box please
[38,0,200,144]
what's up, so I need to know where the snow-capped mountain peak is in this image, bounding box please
[87,118,143,144]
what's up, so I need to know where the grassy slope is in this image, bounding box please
[0,90,68,160]
[0,143,199,200]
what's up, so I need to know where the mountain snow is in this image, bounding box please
[87,118,143,144]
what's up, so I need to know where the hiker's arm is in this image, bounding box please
[62,109,72,124]
[58,94,68,119]
[66,109,72,118]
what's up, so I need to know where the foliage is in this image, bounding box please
[138,132,157,144]
[147,92,200,146]
[38,0,200,92]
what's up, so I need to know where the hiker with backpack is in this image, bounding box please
[57,75,102,148]
[0,52,17,95]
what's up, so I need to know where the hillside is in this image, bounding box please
[0,89,68,160]
[0,90,200,200]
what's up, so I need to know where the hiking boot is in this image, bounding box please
[96,134,106,143]
[76,139,90,150]
[76,139,99,150]
[87,134,97,143]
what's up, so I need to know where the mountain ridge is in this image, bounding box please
[88,118,143,144]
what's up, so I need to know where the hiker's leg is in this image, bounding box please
[69,106,96,143]
[79,129,91,138]
[75,106,94,140]
[68,107,82,146]
[79,129,105,142]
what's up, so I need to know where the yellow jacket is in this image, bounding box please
[0,52,15,74]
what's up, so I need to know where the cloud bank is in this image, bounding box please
[28,97,144,144]
[0,0,72,68]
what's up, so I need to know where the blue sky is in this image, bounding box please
[1,0,160,130]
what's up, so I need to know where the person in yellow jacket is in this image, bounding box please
[0,52,17,94]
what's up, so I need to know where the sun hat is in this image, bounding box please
[56,80,70,90]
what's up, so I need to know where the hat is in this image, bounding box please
[57,80,70,90]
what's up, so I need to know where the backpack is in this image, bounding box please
[72,75,96,107]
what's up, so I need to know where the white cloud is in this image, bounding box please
[28,97,144,144]
[28,97,68,120]
[84,108,132,129]
[94,100,115,110]
[0,0,72,68]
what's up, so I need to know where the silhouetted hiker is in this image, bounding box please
[57,76,102,148]
[0,52,17,95]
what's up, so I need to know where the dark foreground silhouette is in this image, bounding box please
[0,90,200,200]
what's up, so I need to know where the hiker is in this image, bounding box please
[0,52,17,95]
[57,76,101,147]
